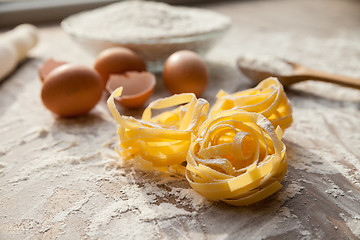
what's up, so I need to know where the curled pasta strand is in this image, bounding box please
[107,87,209,168]
[107,77,292,206]
[185,109,287,206]
[209,77,293,131]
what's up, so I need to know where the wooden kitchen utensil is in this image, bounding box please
[238,58,360,89]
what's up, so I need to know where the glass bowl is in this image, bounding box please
[61,8,231,72]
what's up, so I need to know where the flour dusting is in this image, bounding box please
[237,54,294,75]
[277,180,304,204]
[1,0,360,239]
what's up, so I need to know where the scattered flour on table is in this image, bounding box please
[229,31,360,79]
[325,179,346,198]
[277,180,304,204]
[1,4,360,239]
[347,218,360,237]
[171,188,211,210]
[278,207,295,219]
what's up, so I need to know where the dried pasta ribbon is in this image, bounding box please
[185,109,287,206]
[107,87,209,168]
[209,77,293,131]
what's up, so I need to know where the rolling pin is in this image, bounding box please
[0,24,39,81]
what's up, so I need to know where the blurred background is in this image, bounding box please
[0,0,223,28]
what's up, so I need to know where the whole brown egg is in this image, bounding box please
[41,64,103,117]
[162,50,208,97]
[94,47,146,87]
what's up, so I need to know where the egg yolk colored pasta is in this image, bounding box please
[107,87,209,168]
[209,77,293,131]
[107,77,291,206]
[185,109,287,206]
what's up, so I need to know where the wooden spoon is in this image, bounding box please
[237,58,360,89]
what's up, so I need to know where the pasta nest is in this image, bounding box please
[107,87,209,168]
[209,77,293,131]
[107,77,292,206]
[185,109,287,206]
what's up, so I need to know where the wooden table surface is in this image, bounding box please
[1,0,360,239]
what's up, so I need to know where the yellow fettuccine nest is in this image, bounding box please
[107,87,209,168]
[107,78,292,206]
[185,109,287,206]
[209,77,293,131]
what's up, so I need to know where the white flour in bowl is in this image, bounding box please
[63,0,231,41]
[62,0,231,72]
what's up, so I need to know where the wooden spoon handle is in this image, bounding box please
[302,68,360,89]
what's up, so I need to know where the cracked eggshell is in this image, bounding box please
[38,58,67,82]
[106,71,156,109]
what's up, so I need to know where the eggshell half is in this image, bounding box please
[106,71,156,109]
[38,58,67,82]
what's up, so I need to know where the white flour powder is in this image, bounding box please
[63,1,231,41]
[1,1,360,239]
[237,54,295,75]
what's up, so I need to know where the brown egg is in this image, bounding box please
[162,50,208,97]
[41,64,103,117]
[106,71,156,109]
[38,58,67,82]
[94,47,146,87]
